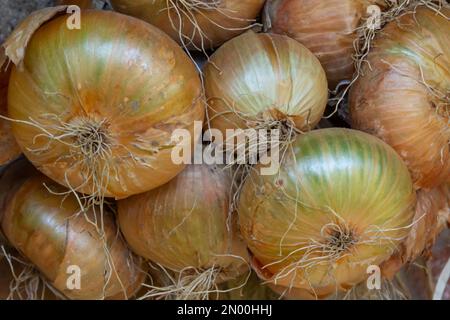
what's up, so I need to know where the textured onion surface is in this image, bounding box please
[239,128,416,295]
[204,32,328,134]
[118,163,248,281]
[7,10,204,199]
[264,0,380,89]
[0,161,144,300]
[110,0,266,50]
[350,7,450,189]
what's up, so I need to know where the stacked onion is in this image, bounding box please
[110,0,266,50]
[350,6,450,189]
[238,128,416,297]
[3,8,203,200]
[118,163,248,299]
[204,31,328,135]
[0,160,144,300]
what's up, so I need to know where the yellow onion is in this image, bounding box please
[0,160,145,300]
[350,7,450,189]
[0,68,20,166]
[204,31,328,135]
[118,163,248,299]
[238,128,416,297]
[264,0,383,89]
[217,272,279,300]
[2,8,204,200]
[110,0,265,51]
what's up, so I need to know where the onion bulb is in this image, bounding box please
[204,31,328,136]
[118,163,249,299]
[110,0,266,51]
[350,6,450,189]
[0,160,145,300]
[264,0,382,89]
[1,8,204,200]
[0,68,20,166]
[238,128,416,297]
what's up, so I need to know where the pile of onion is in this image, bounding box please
[1,7,204,201]
[118,163,249,299]
[0,67,20,166]
[0,160,145,300]
[204,31,328,138]
[110,0,266,51]
[238,128,416,298]
[350,6,450,189]
[263,0,384,89]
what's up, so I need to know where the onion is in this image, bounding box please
[0,68,20,166]
[238,128,416,297]
[1,8,204,200]
[263,0,382,89]
[350,6,450,189]
[118,163,249,299]
[0,160,145,300]
[204,31,328,136]
[110,0,266,51]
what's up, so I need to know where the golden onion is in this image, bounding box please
[264,0,383,89]
[238,128,416,297]
[110,0,266,51]
[350,6,450,189]
[118,163,248,299]
[2,8,204,200]
[204,31,328,135]
[0,160,145,300]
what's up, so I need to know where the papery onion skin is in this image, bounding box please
[0,68,21,166]
[238,128,415,296]
[118,163,248,282]
[264,0,381,89]
[110,0,265,50]
[204,32,328,134]
[0,160,145,300]
[7,10,204,199]
[350,7,450,189]
[381,184,450,279]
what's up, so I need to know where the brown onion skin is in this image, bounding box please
[110,0,266,50]
[350,7,450,189]
[0,160,145,300]
[0,68,21,166]
[118,163,248,282]
[264,0,380,89]
[382,184,450,279]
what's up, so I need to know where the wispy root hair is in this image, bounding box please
[0,246,65,300]
[163,0,261,57]
[138,255,251,300]
[328,0,449,118]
